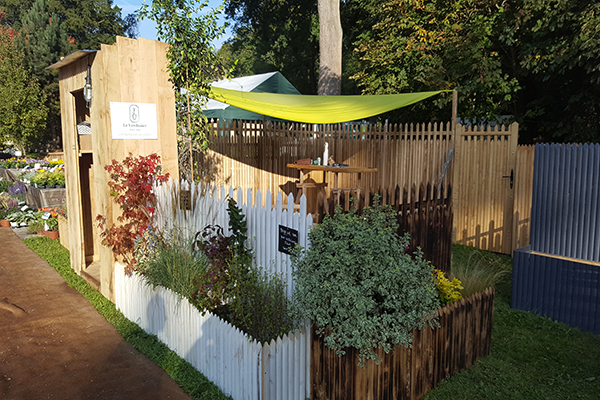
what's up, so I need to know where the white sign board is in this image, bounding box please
[110,102,158,140]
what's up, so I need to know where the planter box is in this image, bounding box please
[311,287,495,400]
[114,262,311,400]
[43,230,59,240]
[58,215,69,249]
[25,184,66,208]
[512,246,600,334]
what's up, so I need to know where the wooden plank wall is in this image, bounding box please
[90,36,178,299]
[512,145,535,251]
[58,54,96,275]
[453,123,519,254]
[196,120,454,207]
[311,287,495,400]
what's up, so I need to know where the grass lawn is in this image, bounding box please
[24,237,600,400]
[425,244,600,400]
[24,236,231,400]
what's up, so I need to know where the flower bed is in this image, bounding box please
[114,262,311,400]
[310,287,495,400]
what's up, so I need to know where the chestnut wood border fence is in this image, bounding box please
[311,287,495,400]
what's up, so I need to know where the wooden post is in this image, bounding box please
[452,90,458,131]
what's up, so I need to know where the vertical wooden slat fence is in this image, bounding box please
[198,120,530,255]
[512,145,535,251]
[153,178,314,300]
[453,123,519,254]
[198,120,454,208]
[114,263,312,400]
[117,181,315,399]
[311,288,495,400]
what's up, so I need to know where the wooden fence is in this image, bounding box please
[453,124,519,254]
[197,120,454,207]
[311,287,496,400]
[114,262,311,400]
[196,120,535,255]
[512,145,535,251]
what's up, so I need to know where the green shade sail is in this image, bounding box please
[202,72,301,121]
[207,87,451,124]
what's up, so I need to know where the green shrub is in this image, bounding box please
[27,220,44,234]
[227,256,294,344]
[0,179,11,193]
[434,269,463,305]
[451,248,509,298]
[142,229,209,301]
[291,201,441,365]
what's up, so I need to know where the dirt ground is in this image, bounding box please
[0,227,192,400]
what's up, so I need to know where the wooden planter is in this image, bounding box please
[311,287,495,400]
[43,230,59,240]
[57,215,69,249]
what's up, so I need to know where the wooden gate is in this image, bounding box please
[453,123,519,254]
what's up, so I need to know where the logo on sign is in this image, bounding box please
[129,104,140,123]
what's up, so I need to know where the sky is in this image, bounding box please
[114,0,232,49]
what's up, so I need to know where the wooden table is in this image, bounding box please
[287,164,378,213]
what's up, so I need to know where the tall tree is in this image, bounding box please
[353,0,519,123]
[318,0,342,95]
[497,0,600,143]
[0,0,138,49]
[15,0,73,147]
[139,0,228,180]
[224,0,320,94]
[0,24,48,153]
[47,0,133,49]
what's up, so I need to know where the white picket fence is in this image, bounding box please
[153,179,313,299]
[113,180,314,399]
[114,263,311,400]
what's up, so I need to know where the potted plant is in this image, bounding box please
[0,194,20,226]
[5,208,38,227]
[31,170,49,188]
[44,216,59,239]
[49,168,65,188]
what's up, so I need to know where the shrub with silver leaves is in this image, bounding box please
[291,200,440,365]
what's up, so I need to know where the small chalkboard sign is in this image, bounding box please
[278,225,299,255]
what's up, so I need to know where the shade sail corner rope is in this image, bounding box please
[207,86,451,124]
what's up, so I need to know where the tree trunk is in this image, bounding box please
[318,0,342,96]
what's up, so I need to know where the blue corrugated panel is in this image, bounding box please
[529,143,600,263]
[512,248,600,335]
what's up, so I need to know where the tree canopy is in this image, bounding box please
[0,25,48,153]
[222,0,600,143]
[0,0,137,152]
[14,0,73,148]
